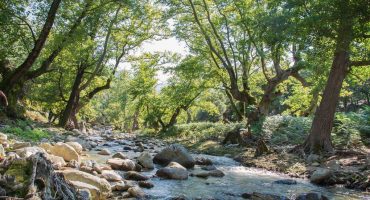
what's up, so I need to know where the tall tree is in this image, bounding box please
[304,0,370,153]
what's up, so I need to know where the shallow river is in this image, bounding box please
[83,137,369,200]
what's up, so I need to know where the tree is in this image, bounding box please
[163,0,309,135]
[0,0,62,117]
[300,0,370,154]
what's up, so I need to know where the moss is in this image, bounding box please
[4,159,33,196]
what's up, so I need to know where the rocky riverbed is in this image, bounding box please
[0,126,369,199]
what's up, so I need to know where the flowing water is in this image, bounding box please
[83,137,370,200]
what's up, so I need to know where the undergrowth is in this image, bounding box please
[0,119,51,142]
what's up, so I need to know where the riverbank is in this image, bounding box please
[0,119,368,199]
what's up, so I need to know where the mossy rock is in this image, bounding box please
[4,159,32,196]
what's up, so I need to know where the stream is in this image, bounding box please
[81,135,369,200]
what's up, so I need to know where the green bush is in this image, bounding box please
[262,115,311,145]
[332,106,370,148]
[142,122,244,142]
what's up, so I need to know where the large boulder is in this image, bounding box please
[153,144,194,168]
[156,162,188,180]
[50,142,80,162]
[15,147,46,158]
[310,168,332,185]
[138,151,154,169]
[65,142,83,154]
[107,158,135,171]
[60,169,111,199]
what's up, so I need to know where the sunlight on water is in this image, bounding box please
[85,143,369,200]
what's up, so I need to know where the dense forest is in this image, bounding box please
[0,0,369,199]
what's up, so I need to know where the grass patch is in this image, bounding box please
[0,119,51,142]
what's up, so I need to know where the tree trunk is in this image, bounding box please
[59,68,85,128]
[1,0,61,89]
[186,109,192,123]
[132,108,140,131]
[304,15,352,154]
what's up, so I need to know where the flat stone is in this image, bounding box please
[101,170,122,182]
[107,158,136,171]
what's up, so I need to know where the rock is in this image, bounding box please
[135,163,143,172]
[77,188,92,200]
[0,144,5,157]
[65,135,79,142]
[153,144,195,168]
[193,170,225,178]
[112,152,127,159]
[124,171,149,181]
[123,146,132,150]
[127,186,145,198]
[273,179,297,185]
[69,181,99,200]
[60,169,111,198]
[310,168,332,185]
[201,165,217,171]
[39,143,53,153]
[46,154,66,169]
[0,133,7,143]
[156,162,188,180]
[98,148,111,155]
[307,154,320,164]
[13,142,31,149]
[195,157,213,165]
[66,142,83,154]
[138,151,154,169]
[90,142,98,148]
[67,160,80,168]
[295,193,329,200]
[101,170,122,182]
[15,147,46,158]
[80,166,94,174]
[51,142,80,162]
[81,160,93,168]
[246,192,290,200]
[107,158,136,171]
[112,182,130,191]
[72,129,82,135]
[326,160,340,171]
[138,181,154,189]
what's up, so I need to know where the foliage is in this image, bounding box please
[1,120,51,142]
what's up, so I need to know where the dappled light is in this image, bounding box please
[0,0,369,199]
